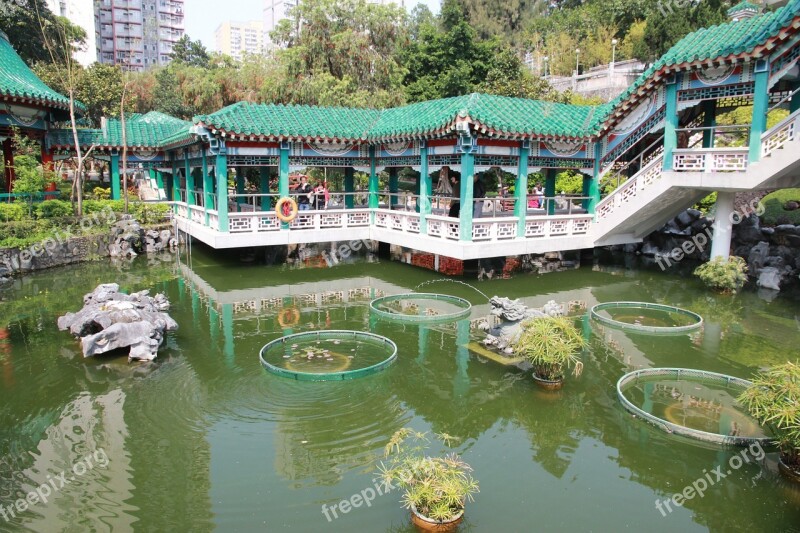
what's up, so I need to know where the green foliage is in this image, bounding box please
[35,199,72,218]
[554,170,584,195]
[758,189,800,226]
[477,47,566,101]
[377,428,479,522]
[738,362,800,468]
[92,187,111,200]
[693,256,748,294]
[0,0,85,65]
[0,203,26,222]
[170,35,211,68]
[693,192,717,215]
[11,154,58,215]
[512,316,587,381]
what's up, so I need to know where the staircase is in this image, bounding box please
[138,176,166,201]
[593,109,800,246]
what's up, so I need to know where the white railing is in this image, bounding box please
[596,155,663,220]
[188,204,205,225]
[289,209,371,231]
[472,217,518,241]
[228,212,281,233]
[426,215,461,240]
[208,210,219,231]
[524,215,593,238]
[374,209,421,234]
[672,148,748,172]
[762,108,800,158]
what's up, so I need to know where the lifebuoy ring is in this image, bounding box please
[278,307,300,328]
[275,197,298,222]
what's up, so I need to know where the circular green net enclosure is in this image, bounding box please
[590,302,703,335]
[617,368,774,447]
[259,330,397,381]
[369,293,472,323]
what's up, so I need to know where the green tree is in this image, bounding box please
[478,47,566,102]
[0,0,85,65]
[170,35,211,68]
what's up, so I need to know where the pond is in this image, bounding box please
[0,248,799,531]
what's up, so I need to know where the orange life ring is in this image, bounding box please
[275,197,298,222]
[278,307,300,328]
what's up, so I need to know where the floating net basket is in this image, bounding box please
[369,293,472,323]
[616,368,773,447]
[590,302,703,335]
[259,330,397,381]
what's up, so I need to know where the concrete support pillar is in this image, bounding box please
[663,78,679,171]
[110,153,120,200]
[702,99,717,149]
[545,168,556,216]
[749,62,770,163]
[236,167,245,205]
[515,141,530,236]
[344,167,355,208]
[459,150,475,241]
[2,138,14,192]
[216,152,229,232]
[388,167,399,208]
[259,167,270,211]
[202,150,212,225]
[419,142,431,233]
[710,191,736,259]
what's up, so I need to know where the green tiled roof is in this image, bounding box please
[195,102,382,140]
[48,112,192,149]
[598,0,800,131]
[0,30,72,110]
[368,95,474,139]
[727,1,759,16]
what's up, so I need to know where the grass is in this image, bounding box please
[760,188,800,226]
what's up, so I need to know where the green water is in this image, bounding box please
[1,250,800,532]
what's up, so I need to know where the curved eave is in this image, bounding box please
[205,124,368,145]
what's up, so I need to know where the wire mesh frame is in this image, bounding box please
[369,293,472,324]
[616,367,774,447]
[590,301,703,335]
[259,330,398,382]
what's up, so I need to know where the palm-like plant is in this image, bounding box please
[738,361,800,471]
[377,429,479,524]
[512,316,587,381]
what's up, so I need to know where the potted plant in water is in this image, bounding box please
[511,316,587,390]
[377,428,479,532]
[738,361,800,482]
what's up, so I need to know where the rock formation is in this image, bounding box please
[479,297,565,354]
[57,283,177,361]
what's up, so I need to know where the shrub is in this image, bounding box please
[512,316,587,381]
[693,192,717,215]
[35,199,73,219]
[554,170,585,195]
[0,202,26,222]
[92,187,111,200]
[132,202,170,223]
[760,188,800,226]
[693,256,748,294]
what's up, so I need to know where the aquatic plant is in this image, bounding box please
[377,428,479,523]
[738,361,800,472]
[512,316,587,382]
[693,256,748,294]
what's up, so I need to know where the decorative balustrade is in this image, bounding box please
[223,209,372,234]
[524,216,592,238]
[762,108,800,158]
[472,217,517,241]
[672,148,748,172]
[374,209,420,234]
[596,156,663,221]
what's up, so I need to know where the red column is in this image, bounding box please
[2,138,14,193]
[41,146,57,198]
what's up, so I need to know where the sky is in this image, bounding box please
[186,0,442,51]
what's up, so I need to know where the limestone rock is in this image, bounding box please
[757,267,782,291]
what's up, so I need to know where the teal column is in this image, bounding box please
[171,157,179,208]
[582,173,591,211]
[419,143,431,234]
[515,141,530,237]
[216,152,229,232]
[368,146,379,209]
[222,303,234,362]
[259,167,270,211]
[702,99,716,149]
[202,150,212,226]
[791,82,800,113]
[344,167,355,208]
[110,154,120,200]
[459,150,475,241]
[279,143,290,229]
[545,168,556,216]
[588,142,601,214]
[663,78,679,171]
[236,167,246,205]
[184,151,194,206]
[388,167,399,208]
[749,62,769,163]
[189,169,201,207]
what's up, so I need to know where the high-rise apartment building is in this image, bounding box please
[215,21,265,61]
[95,0,184,72]
[45,0,97,66]
[262,0,296,49]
